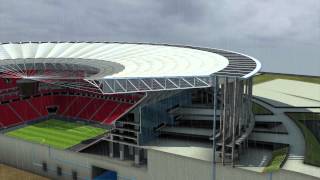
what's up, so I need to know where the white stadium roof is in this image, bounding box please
[0,42,261,94]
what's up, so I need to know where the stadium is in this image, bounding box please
[0,42,317,180]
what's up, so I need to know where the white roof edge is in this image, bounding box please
[207,47,261,79]
[241,54,261,79]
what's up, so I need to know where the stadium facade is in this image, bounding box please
[0,42,271,180]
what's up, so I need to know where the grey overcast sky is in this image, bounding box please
[0,0,319,76]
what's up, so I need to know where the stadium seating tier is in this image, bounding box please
[0,92,141,128]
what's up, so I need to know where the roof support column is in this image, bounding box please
[231,77,238,167]
[134,147,141,166]
[219,83,224,134]
[239,80,244,136]
[248,78,253,124]
[212,75,218,180]
[119,144,125,161]
[245,79,250,127]
[109,142,114,158]
[222,77,228,165]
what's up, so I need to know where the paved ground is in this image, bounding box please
[144,138,213,162]
[238,148,271,172]
[161,126,213,137]
[253,79,320,107]
[252,79,320,178]
[144,136,271,172]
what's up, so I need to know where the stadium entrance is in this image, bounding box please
[92,166,117,180]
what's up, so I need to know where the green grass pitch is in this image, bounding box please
[6,119,106,149]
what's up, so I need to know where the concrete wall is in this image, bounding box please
[0,135,148,180]
[147,150,320,180]
[0,135,319,180]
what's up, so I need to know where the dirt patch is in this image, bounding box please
[0,164,49,180]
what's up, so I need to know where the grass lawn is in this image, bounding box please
[263,147,289,173]
[253,72,320,85]
[285,112,320,167]
[6,119,106,149]
[252,102,273,115]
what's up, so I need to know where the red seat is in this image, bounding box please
[29,96,52,116]
[0,84,142,128]
[54,95,74,114]
[10,101,40,121]
[93,101,119,122]
[64,97,92,117]
[78,98,105,120]
[0,104,23,127]
[103,103,133,124]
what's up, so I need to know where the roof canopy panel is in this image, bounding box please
[0,42,261,94]
[0,42,229,79]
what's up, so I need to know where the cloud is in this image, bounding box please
[0,0,319,75]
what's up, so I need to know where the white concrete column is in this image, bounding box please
[109,142,114,158]
[212,76,218,180]
[119,144,124,160]
[129,146,134,156]
[143,149,148,160]
[134,148,140,165]
[222,77,228,165]
[231,77,238,167]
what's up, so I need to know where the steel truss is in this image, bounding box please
[86,76,212,94]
